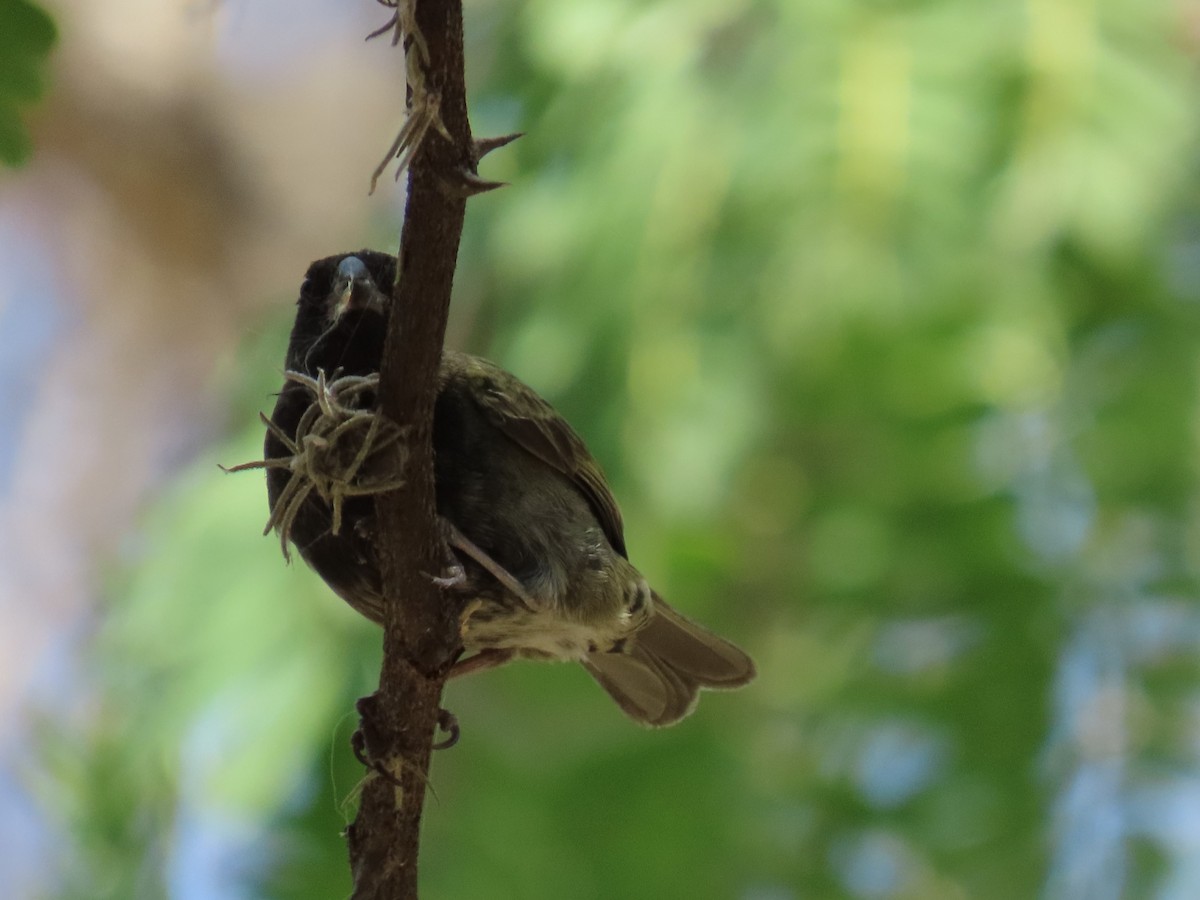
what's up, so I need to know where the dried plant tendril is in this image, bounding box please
[367,0,451,194]
[223,370,408,560]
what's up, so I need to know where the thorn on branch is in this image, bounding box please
[367,7,522,195]
[472,132,523,163]
[436,167,508,198]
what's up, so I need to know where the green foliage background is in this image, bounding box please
[0,0,55,166]
[39,0,1200,898]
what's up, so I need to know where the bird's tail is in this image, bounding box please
[581,595,756,727]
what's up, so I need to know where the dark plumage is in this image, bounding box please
[264,250,755,725]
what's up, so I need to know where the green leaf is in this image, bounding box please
[0,0,56,167]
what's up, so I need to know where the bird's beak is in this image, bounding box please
[333,275,358,314]
[331,258,386,319]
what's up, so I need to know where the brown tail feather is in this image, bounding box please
[582,596,756,727]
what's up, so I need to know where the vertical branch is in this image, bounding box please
[347,1,474,897]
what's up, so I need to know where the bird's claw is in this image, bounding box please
[427,561,467,590]
[448,648,516,679]
[433,708,460,750]
[351,695,404,787]
[440,519,541,612]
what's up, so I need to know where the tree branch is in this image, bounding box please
[346,1,475,897]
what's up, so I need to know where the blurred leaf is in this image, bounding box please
[0,0,55,166]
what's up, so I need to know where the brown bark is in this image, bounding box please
[346,1,476,897]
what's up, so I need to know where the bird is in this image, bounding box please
[260,250,755,726]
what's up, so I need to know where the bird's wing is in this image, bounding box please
[453,352,628,558]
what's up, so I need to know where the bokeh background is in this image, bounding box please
[3,0,1200,897]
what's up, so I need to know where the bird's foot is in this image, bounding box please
[433,708,460,750]
[351,693,403,787]
[427,560,467,590]
[449,648,516,679]
[439,518,542,612]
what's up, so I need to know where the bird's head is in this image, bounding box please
[287,251,397,376]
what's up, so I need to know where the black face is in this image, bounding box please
[284,250,397,379]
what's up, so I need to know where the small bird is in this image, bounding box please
[261,250,755,726]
